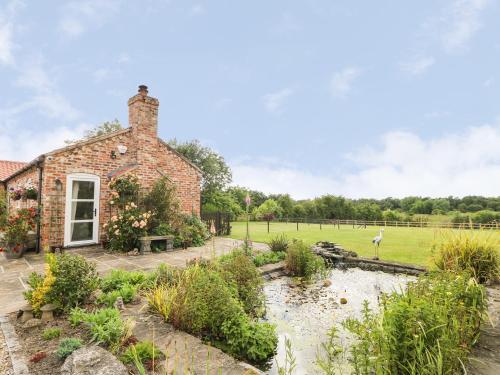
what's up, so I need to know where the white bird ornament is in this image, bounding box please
[372,229,384,260]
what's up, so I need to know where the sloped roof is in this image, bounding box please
[0,160,28,182]
[2,127,202,182]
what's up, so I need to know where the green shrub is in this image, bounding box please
[175,214,210,247]
[221,313,278,363]
[42,327,61,340]
[168,265,243,335]
[268,234,289,252]
[97,283,138,307]
[434,232,500,283]
[121,341,163,365]
[253,251,286,267]
[218,250,265,316]
[25,254,99,312]
[344,271,486,375]
[57,338,82,360]
[100,269,147,292]
[104,204,152,252]
[147,263,181,288]
[285,240,325,280]
[0,192,8,228]
[141,177,182,230]
[147,264,277,364]
[68,307,87,327]
[70,308,126,348]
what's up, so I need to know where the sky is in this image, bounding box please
[0,0,499,199]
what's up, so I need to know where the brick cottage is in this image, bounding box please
[0,85,202,251]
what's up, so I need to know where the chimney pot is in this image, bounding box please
[138,85,148,96]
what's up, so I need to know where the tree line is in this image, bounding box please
[71,124,500,224]
[167,139,500,224]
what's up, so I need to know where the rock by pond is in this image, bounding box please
[263,267,415,374]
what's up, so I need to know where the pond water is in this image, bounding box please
[263,268,415,374]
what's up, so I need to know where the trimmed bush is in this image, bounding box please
[434,232,500,283]
[285,240,325,280]
[57,338,82,360]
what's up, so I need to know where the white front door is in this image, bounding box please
[64,174,100,247]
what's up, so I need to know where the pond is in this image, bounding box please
[263,268,415,374]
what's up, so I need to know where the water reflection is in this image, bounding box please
[263,268,414,374]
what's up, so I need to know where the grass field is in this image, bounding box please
[228,221,500,267]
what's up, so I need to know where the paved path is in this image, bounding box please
[0,238,267,315]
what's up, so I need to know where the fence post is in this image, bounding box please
[296,221,299,231]
[267,220,270,233]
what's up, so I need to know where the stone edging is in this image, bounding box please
[313,247,426,276]
[0,316,29,375]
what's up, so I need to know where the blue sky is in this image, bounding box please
[1,0,499,199]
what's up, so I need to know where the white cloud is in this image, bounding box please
[400,56,435,75]
[0,0,25,65]
[14,63,80,121]
[330,67,362,98]
[262,88,294,114]
[0,23,14,65]
[59,0,121,38]
[483,77,494,87]
[190,4,204,15]
[441,0,491,52]
[231,122,500,199]
[0,123,93,162]
[93,68,110,82]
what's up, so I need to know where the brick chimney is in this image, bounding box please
[128,85,159,165]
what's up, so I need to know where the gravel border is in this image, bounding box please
[0,315,29,375]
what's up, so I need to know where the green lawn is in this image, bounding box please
[228,221,500,267]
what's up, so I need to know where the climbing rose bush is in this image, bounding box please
[105,202,153,251]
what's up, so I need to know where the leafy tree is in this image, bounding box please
[202,190,243,217]
[168,139,232,203]
[65,119,122,144]
[254,199,282,220]
[354,202,383,221]
[269,194,295,218]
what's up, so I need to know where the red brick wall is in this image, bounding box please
[5,167,40,212]
[6,89,201,250]
[39,133,200,249]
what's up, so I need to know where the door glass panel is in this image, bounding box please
[71,201,94,220]
[71,222,93,242]
[72,181,94,199]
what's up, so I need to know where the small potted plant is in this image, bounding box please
[25,186,38,200]
[0,208,37,259]
[9,188,23,201]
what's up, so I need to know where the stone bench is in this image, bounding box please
[138,235,175,254]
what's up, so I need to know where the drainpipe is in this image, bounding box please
[35,156,45,253]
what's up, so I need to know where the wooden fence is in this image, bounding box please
[248,217,499,231]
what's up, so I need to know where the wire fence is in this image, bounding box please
[239,217,500,232]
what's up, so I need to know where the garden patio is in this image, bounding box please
[0,238,267,315]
